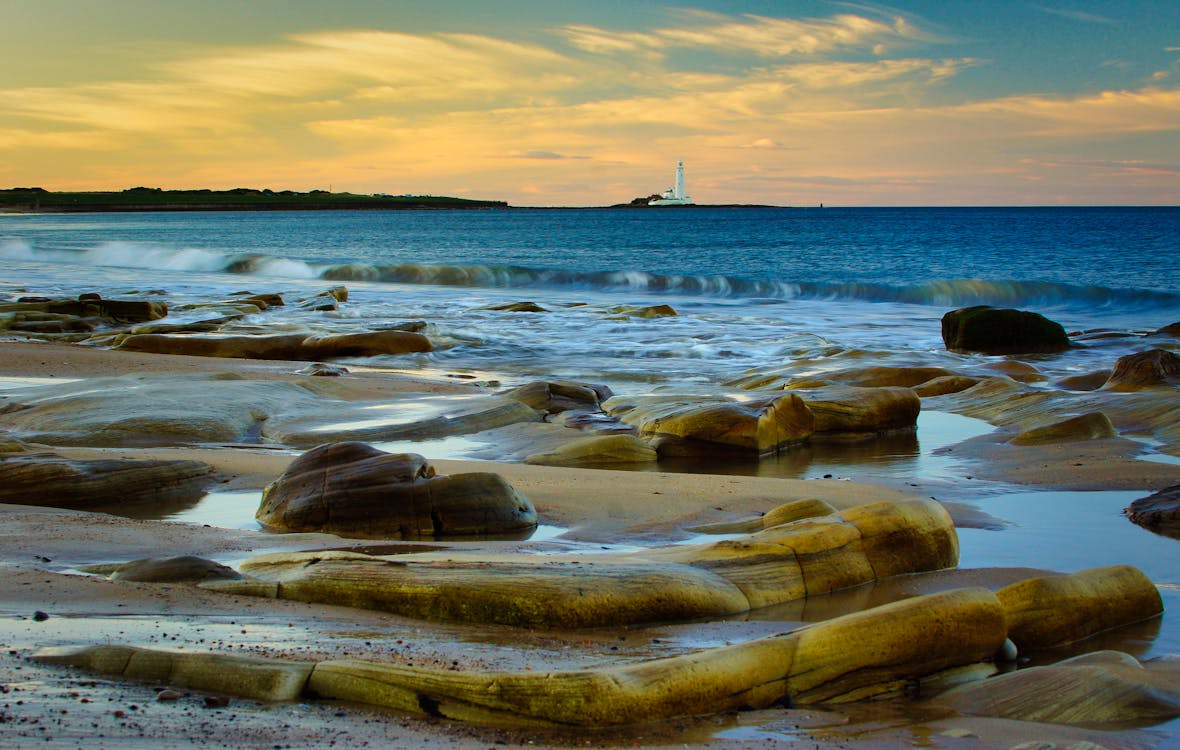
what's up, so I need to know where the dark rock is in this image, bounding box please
[489,301,547,313]
[297,363,350,377]
[1126,485,1180,539]
[941,306,1070,355]
[1103,348,1180,391]
[502,380,613,414]
[1150,322,1180,337]
[300,330,432,358]
[33,610,49,621]
[0,453,215,510]
[108,555,242,583]
[256,442,537,539]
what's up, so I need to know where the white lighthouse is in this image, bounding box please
[648,161,694,206]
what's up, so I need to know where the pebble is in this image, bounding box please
[156,689,182,702]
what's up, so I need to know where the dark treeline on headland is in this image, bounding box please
[0,186,509,212]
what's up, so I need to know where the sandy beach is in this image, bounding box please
[1,337,1178,749]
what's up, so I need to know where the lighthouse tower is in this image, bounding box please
[648,161,694,205]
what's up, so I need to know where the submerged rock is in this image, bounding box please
[1103,348,1180,391]
[0,453,215,510]
[1126,484,1180,539]
[256,442,537,539]
[941,306,1070,355]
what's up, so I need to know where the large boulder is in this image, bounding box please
[605,393,814,455]
[941,306,1070,355]
[256,442,537,539]
[1126,484,1180,539]
[1103,348,1180,391]
[0,453,215,510]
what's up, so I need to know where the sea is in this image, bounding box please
[2,206,1177,388]
[3,206,1180,738]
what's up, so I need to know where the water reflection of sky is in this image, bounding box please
[958,489,1180,658]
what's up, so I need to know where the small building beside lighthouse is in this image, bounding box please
[648,161,694,206]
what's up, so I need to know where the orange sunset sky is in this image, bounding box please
[3,0,1179,206]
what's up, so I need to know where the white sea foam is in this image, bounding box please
[83,241,228,272]
[0,238,34,260]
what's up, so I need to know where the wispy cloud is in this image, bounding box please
[561,11,929,58]
[1033,6,1120,25]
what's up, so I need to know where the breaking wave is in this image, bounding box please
[16,241,1180,313]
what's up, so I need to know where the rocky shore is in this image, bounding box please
[2,288,1179,748]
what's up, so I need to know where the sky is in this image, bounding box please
[2,0,1178,206]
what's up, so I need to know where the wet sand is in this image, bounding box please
[2,341,1178,749]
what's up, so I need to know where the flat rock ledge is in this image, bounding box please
[34,567,1170,729]
[35,588,1006,725]
[215,497,959,628]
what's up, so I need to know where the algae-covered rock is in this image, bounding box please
[256,442,537,539]
[606,393,814,454]
[34,588,1006,727]
[33,645,312,702]
[912,375,981,397]
[304,587,1006,725]
[686,498,838,534]
[1009,411,1117,445]
[523,434,656,466]
[995,565,1163,650]
[226,497,959,627]
[1103,348,1180,391]
[791,386,920,439]
[941,306,1070,355]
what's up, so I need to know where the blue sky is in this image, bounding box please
[2,1,1178,205]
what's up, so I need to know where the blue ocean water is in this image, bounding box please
[2,207,1177,391]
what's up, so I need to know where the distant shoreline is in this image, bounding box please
[0,187,509,213]
[0,187,795,213]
